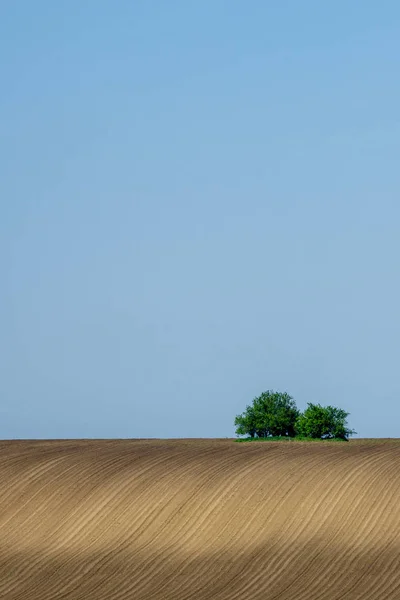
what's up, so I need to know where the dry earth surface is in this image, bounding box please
[0,438,399,599]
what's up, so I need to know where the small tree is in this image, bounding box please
[296,403,356,440]
[235,390,299,438]
[234,405,257,438]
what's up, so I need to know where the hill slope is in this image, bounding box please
[0,439,399,599]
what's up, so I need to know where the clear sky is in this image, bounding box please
[1,1,399,439]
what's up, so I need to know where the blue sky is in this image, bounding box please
[1,1,399,438]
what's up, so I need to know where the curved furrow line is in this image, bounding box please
[315,489,399,598]
[167,450,348,600]
[119,444,238,540]
[0,454,75,520]
[0,446,128,525]
[89,446,291,600]
[8,442,238,600]
[0,445,154,597]
[84,449,274,600]
[265,447,399,600]
[0,444,124,524]
[159,449,339,600]
[299,477,396,599]
[298,445,400,600]
[132,451,287,600]
[224,445,393,600]
[130,446,332,597]
[22,452,221,600]
[0,458,103,598]
[8,445,233,600]
[0,456,89,536]
[90,444,235,545]
[219,457,358,599]
[0,440,399,600]
[2,447,185,599]
[267,450,400,600]
[115,440,396,600]
[361,550,400,600]
[305,450,400,600]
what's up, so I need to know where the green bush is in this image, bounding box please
[234,390,299,438]
[235,393,356,441]
[295,403,356,440]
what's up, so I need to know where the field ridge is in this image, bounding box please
[0,438,399,599]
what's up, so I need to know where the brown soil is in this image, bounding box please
[0,438,399,599]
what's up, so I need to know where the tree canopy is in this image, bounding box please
[235,392,356,440]
[234,390,299,438]
[295,403,356,440]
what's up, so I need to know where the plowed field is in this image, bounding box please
[0,438,399,599]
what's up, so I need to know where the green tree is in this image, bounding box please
[296,403,356,440]
[234,405,257,438]
[235,390,299,438]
